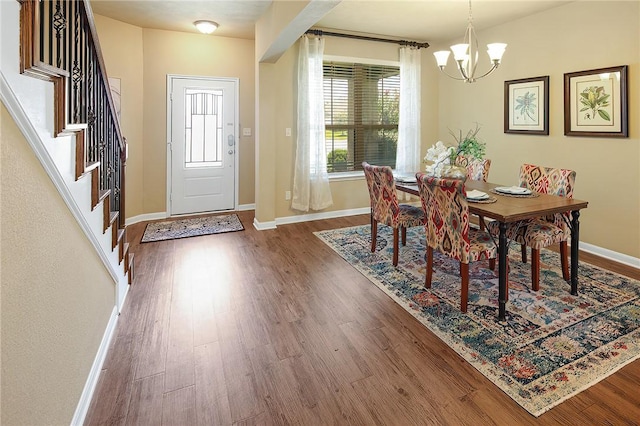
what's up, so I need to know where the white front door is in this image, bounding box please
[168,76,237,215]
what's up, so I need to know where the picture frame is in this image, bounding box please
[504,76,549,135]
[564,65,628,137]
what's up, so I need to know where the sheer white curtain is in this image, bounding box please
[395,46,421,174]
[292,35,333,212]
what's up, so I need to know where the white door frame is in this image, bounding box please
[166,74,240,216]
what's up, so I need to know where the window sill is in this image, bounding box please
[328,171,364,181]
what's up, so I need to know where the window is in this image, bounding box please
[324,61,400,173]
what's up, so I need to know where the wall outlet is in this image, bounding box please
[242,128,251,136]
[285,128,291,137]
[285,190,291,200]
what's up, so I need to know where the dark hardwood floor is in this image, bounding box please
[85,211,640,425]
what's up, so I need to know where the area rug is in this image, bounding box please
[314,225,640,417]
[141,214,244,243]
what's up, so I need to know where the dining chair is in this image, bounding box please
[455,155,491,182]
[416,172,497,313]
[362,162,424,267]
[487,163,576,291]
[455,155,491,230]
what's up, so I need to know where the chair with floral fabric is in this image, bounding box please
[362,162,424,267]
[416,172,497,312]
[455,155,491,230]
[487,164,576,291]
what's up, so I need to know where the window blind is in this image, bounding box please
[323,61,400,172]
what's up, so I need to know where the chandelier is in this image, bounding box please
[433,0,507,83]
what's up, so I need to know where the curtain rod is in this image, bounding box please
[305,29,429,49]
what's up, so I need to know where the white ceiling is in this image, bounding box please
[89,0,573,43]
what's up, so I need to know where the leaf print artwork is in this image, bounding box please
[579,86,611,121]
[505,77,548,134]
[515,91,537,122]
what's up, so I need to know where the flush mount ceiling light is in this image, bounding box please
[194,20,218,34]
[433,0,507,83]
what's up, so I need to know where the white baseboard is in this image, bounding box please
[124,212,167,226]
[125,205,255,226]
[238,203,255,211]
[276,207,370,226]
[253,217,277,230]
[253,207,369,230]
[580,242,640,269]
[71,306,119,426]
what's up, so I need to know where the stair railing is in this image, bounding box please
[19,0,126,233]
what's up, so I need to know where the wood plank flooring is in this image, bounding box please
[85,211,640,425]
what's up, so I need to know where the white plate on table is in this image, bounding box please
[395,175,417,184]
[494,186,532,195]
[466,189,489,200]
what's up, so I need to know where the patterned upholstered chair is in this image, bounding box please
[362,162,424,267]
[416,173,497,312]
[487,164,576,291]
[455,155,491,182]
[455,155,491,230]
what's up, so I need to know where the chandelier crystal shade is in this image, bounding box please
[433,0,506,83]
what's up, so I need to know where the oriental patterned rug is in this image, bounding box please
[314,225,640,417]
[141,214,244,243]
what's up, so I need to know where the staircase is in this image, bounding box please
[13,0,133,298]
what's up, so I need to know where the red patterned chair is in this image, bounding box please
[416,173,497,312]
[362,162,424,267]
[455,155,491,230]
[487,164,576,291]
[455,155,491,182]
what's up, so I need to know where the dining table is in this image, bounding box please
[396,179,589,321]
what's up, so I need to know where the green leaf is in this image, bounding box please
[579,107,589,112]
[597,110,611,121]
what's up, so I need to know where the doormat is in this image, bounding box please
[314,224,640,417]
[140,214,244,243]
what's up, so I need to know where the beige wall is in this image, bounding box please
[94,14,145,218]
[142,28,256,213]
[435,1,639,258]
[1,103,116,424]
[94,17,256,217]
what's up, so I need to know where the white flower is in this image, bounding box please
[423,141,455,165]
[424,141,459,177]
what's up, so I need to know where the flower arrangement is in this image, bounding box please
[423,124,486,177]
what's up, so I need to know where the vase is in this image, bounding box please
[425,164,467,179]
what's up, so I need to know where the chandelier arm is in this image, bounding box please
[437,67,470,81]
[456,60,470,80]
[472,62,500,80]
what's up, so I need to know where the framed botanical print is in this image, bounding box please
[504,76,549,135]
[564,65,628,137]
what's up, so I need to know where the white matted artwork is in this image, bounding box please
[504,76,549,135]
[563,65,628,137]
